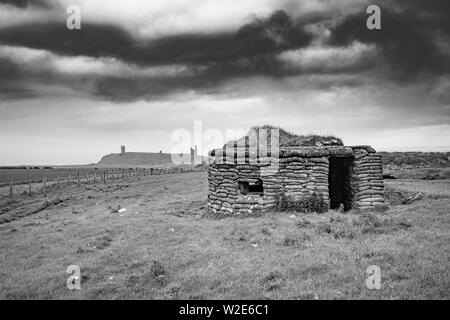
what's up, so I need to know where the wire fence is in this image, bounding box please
[1,166,206,199]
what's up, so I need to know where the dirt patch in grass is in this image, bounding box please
[225,225,255,243]
[313,212,413,239]
[150,260,168,287]
[163,200,207,218]
[260,271,285,291]
[355,213,413,234]
[281,230,313,247]
[0,197,69,225]
[384,187,416,206]
[77,230,115,254]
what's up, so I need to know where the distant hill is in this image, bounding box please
[97,152,204,168]
[380,151,450,169]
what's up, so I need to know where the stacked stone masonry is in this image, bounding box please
[207,145,384,215]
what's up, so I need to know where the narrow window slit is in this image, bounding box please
[239,179,263,195]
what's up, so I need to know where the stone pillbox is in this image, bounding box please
[207,127,384,215]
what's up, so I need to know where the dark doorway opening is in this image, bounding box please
[328,157,354,211]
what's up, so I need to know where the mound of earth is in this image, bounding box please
[224,125,343,148]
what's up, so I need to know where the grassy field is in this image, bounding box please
[0,166,198,187]
[0,170,449,299]
[0,168,104,185]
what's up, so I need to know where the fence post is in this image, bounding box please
[28,179,32,196]
[43,177,47,197]
[9,181,13,199]
[57,176,60,187]
[77,172,80,188]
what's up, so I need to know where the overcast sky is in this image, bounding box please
[0,0,449,165]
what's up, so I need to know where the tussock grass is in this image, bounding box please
[0,172,448,299]
[280,192,328,213]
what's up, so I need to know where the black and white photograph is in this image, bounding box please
[0,0,449,305]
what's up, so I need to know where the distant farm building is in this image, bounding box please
[207,126,384,215]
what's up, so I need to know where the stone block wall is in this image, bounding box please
[207,157,330,215]
[353,152,384,209]
[207,163,278,215]
[207,146,385,215]
[276,157,329,208]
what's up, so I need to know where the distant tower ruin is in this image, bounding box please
[190,145,198,164]
[121,145,126,155]
[190,147,195,165]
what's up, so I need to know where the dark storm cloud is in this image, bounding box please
[0,23,134,61]
[0,1,449,101]
[0,0,53,8]
[0,11,311,68]
[0,58,29,100]
[329,0,450,82]
[0,10,316,100]
[1,0,449,162]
